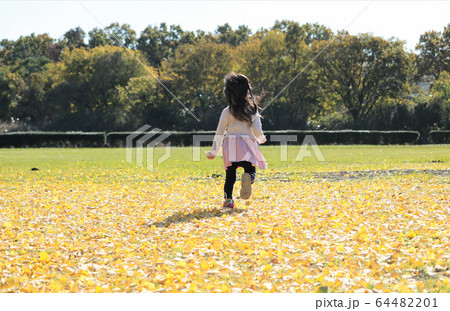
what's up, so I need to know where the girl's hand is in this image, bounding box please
[206,151,215,159]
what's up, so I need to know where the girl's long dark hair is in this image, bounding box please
[223,72,264,126]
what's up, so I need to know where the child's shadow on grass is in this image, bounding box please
[146,208,246,228]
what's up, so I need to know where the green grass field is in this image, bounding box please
[0,145,448,178]
[0,145,449,292]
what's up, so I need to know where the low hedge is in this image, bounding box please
[0,132,106,148]
[429,130,450,144]
[265,130,420,145]
[106,130,420,147]
[0,130,421,148]
[106,131,216,147]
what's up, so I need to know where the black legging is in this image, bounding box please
[224,161,256,199]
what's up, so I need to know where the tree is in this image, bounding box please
[105,23,137,48]
[0,39,14,64]
[0,66,13,120]
[88,23,137,49]
[14,69,57,124]
[45,40,65,62]
[416,24,450,81]
[0,34,57,124]
[314,33,413,128]
[137,23,196,67]
[409,72,450,141]
[0,63,57,125]
[272,20,333,45]
[235,25,252,45]
[236,30,288,97]
[421,71,450,130]
[300,23,333,45]
[88,27,110,48]
[0,34,54,66]
[117,75,183,130]
[236,29,325,130]
[46,46,149,130]
[63,26,87,50]
[216,23,251,46]
[161,39,234,129]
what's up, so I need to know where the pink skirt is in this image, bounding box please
[222,136,267,170]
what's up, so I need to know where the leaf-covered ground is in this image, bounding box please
[0,146,449,292]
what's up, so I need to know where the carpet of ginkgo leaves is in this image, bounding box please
[0,146,449,293]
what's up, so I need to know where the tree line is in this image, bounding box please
[0,21,448,140]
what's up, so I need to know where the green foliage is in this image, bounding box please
[0,66,13,119]
[137,23,196,67]
[216,23,252,46]
[0,33,64,125]
[104,23,137,48]
[431,71,450,125]
[46,46,150,131]
[416,24,450,81]
[87,23,136,49]
[116,75,183,130]
[406,72,449,142]
[162,39,235,129]
[88,27,110,48]
[314,33,413,128]
[63,27,87,50]
[273,20,333,45]
[236,29,316,129]
[0,34,54,66]
[0,21,448,140]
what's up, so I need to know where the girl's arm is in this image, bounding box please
[251,114,267,144]
[207,108,229,158]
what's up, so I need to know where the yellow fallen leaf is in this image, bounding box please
[188,283,197,292]
[177,259,187,268]
[119,266,127,275]
[2,221,13,228]
[39,251,50,263]
[49,281,61,292]
[78,275,88,282]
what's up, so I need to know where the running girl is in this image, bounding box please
[207,72,267,209]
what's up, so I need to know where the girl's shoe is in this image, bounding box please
[240,173,252,200]
[222,199,235,209]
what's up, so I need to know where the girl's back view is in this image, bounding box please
[207,72,267,209]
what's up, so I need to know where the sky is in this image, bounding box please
[0,0,449,52]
